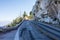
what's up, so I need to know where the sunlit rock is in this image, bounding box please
[32,0,60,24]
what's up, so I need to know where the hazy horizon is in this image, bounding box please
[0,21,11,26]
[0,0,36,26]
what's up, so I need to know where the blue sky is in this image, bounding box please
[0,0,36,26]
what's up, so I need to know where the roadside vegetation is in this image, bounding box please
[6,11,34,27]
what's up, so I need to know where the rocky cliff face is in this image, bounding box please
[32,0,60,24]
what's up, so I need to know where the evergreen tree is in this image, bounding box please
[29,11,33,19]
[23,11,27,18]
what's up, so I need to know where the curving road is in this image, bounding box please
[14,20,51,40]
[0,20,60,40]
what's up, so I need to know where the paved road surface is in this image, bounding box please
[0,20,60,40]
[14,20,51,40]
[0,30,17,40]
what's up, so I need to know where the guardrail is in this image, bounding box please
[31,20,60,40]
[0,20,24,33]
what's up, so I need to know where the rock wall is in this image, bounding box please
[32,0,60,24]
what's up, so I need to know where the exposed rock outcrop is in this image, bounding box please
[32,0,60,24]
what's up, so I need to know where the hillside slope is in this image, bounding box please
[32,0,60,24]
